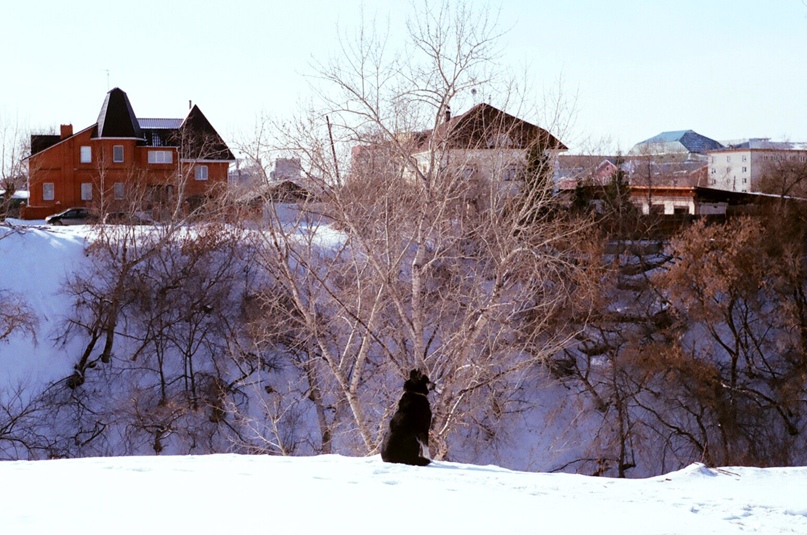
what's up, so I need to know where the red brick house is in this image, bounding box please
[24,87,235,219]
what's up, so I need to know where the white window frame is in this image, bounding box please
[81,183,93,201]
[113,182,125,200]
[148,150,173,164]
[43,182,55,201]
[80,146,92,163]
[194,165,209,181]
[113,145,124,163]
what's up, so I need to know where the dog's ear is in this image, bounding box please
[409,369,421,381]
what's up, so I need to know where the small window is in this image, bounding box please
[151,132,162,146]
[711,168,716,174]
[113,145,124,163]
[742,155,747,162]
[742,166,747,173]
[148,150,173,164]
[195,165,209,181]
[502,165,521,182]
[80,146,92,163]
[81,183,93,201]
[43,183,55,201]
[113,182,125,200]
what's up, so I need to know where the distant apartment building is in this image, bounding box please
[707,139,807,193]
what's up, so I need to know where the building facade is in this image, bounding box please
[25,88,234,219]
[410,103,567,202]
[707,139,807,193]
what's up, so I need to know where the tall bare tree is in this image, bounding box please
[0,113,30,219]
[240,0,586,461]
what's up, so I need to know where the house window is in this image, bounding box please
[194,165,209,181]
[710,156,715,163]
[43,183,55,201]
[148,150,173,164]
[743,178,747,184]
[80,146,92,163]
[502,165,521,181]
[113,182,125,200]
[742,155,747,162]
[742,166,747,173]
[113,145,124,163]
[711,168,716,174]
[81,183,93,201]
[151,132,162,146]
[460,165,476,179]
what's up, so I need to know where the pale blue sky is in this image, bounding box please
[2,0,805,153]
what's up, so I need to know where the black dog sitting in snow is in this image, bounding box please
[381,369,433,466]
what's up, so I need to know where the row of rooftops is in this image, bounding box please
[629,129,807,157]
[30,89,804,168]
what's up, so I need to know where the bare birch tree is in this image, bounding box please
[240,0,588,461]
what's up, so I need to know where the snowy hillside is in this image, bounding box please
[1,224,91,387]
[0,453,805,534]
[2,216,806,480]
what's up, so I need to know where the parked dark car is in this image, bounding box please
[45,207,93,225]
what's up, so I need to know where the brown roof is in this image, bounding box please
[417,103,567,152]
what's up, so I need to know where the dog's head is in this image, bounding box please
[403,368,432,396]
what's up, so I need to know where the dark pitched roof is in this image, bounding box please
[94,87,143,139]
[179,105,235,160]
[419,103,567,152]
[30,134,61,155]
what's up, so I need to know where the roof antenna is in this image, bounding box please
[189,100,192,110]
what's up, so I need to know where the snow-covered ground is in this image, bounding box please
[0,453,805,534]
[2,220,807,533]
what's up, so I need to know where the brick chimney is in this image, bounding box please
[60,124,73,139]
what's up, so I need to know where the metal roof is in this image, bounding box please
[631,130,724,155]
[138,118,183,129]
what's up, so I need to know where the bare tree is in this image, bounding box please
[650,217,807,467]
[0,113,30,219]
[239,0,586,462]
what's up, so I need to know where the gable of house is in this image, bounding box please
[420,103,567,152]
